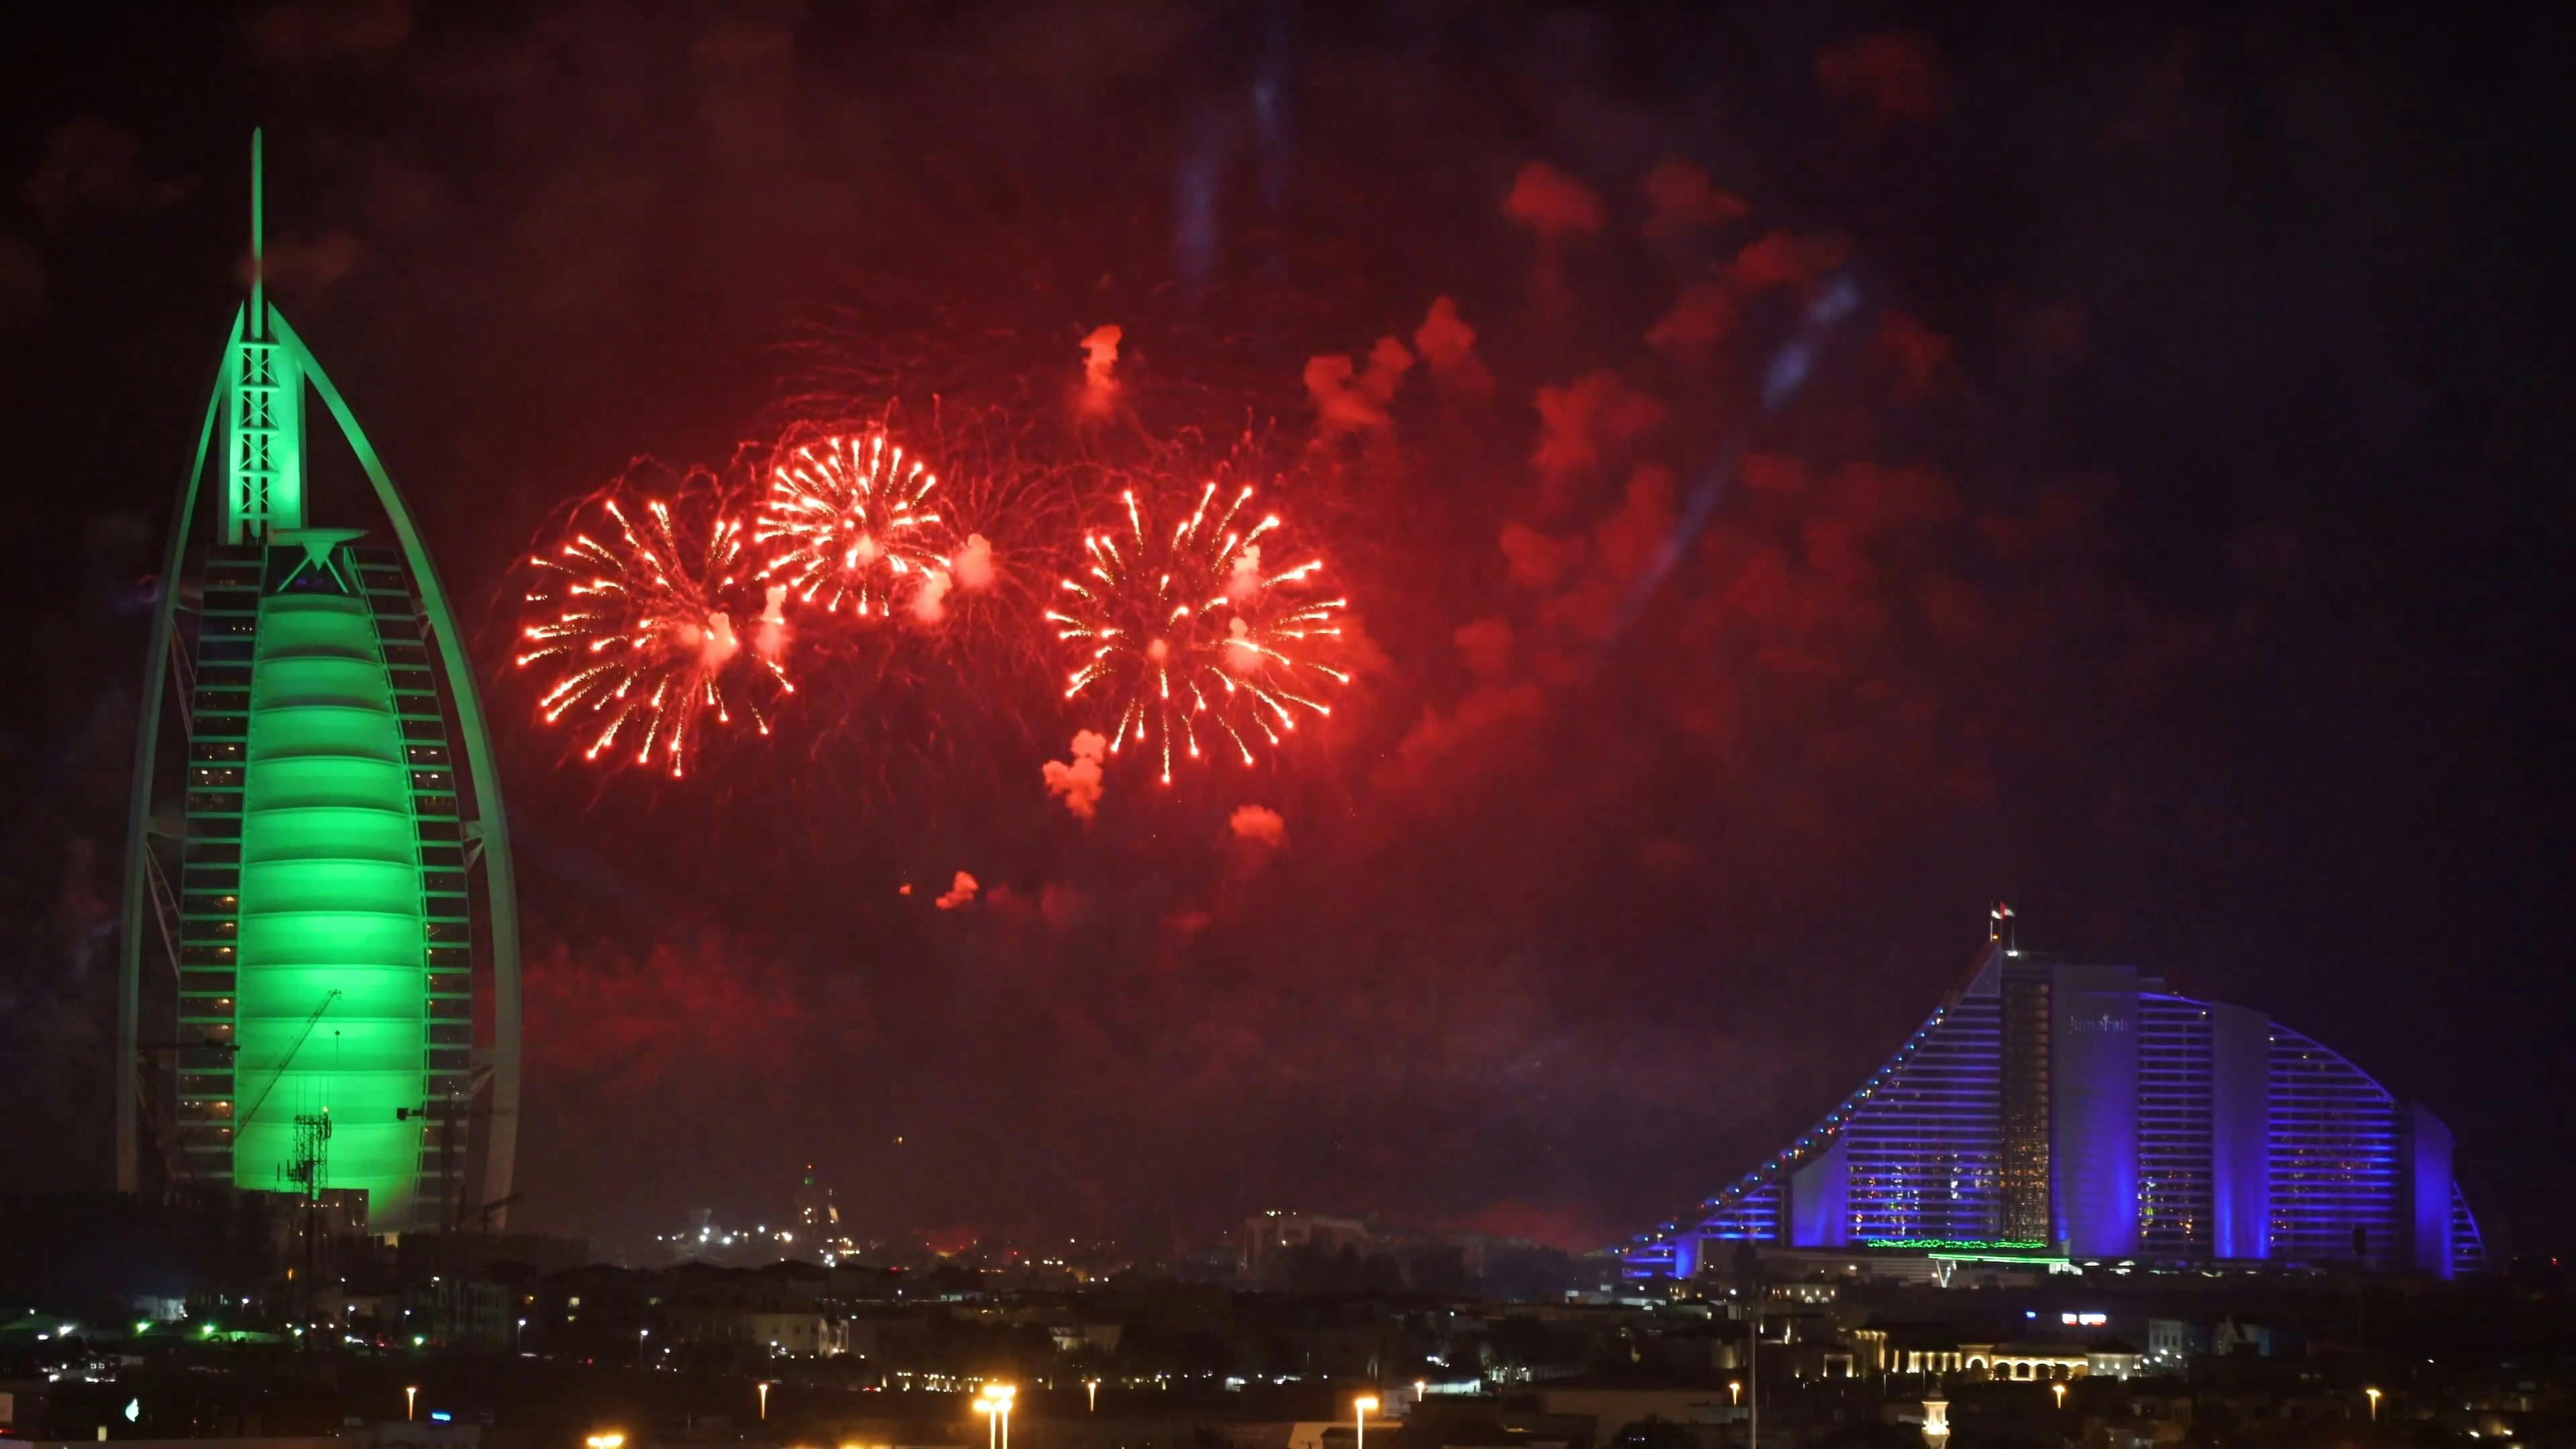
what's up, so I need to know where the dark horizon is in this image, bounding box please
[1,2,2568,1261]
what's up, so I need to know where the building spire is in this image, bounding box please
[250,129,264,335]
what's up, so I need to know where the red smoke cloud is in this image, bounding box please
[246,0,413,65]
[1499,521,1586,590]
[237,230,364,294]
[1651,228,1851,358]
[935,871,979,910]
[951,533,996,591]
[1378,679,1549,796]
[1503,160,1605,237]
[1875,311,1954,400]
[1228,804,1286,848]
[1412,295,1492,398]
[1817,30,1955,125]
[1641,158,1748,239]
[1727,229,1854,293]
[1442,1199,1615,1252]
[1076,323,1123,417]
[1647,282,1736,356]
[1453,618,1514,681]
[1305,336,1413,435]
[524,930,834,1100]
[1531,372,1666,511]
[1533,465,1682,644]
[25,119,191,229]
[1042,729,1109,820]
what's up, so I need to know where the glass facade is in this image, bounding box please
[2451,1187,2488,1276]
[1847,986,2002,1242]
[2136,995,2213,1256]
[2267,1022,2399,1269]
[1997,967,2053,1242]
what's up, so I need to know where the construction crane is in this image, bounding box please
[236,989,341,1130]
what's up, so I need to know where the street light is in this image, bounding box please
[1729,1381,1742,1407]
[2052,1383,2067,1410]
[405,1387,419,1421]
[638,1327,651,1364]
[2366,1387,2382,1422]
[586,1434,627,1449]
[978,1384,1016,1449]
[759,1382,773,1421]
[1087,1379,1102,1413]
[1356,1395,1379,1449]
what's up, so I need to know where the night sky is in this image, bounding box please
[2,3,2568,1258]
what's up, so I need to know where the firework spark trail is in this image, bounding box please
[518,485,793,780]
[1051,480,1348,784]
[753,430,954,621]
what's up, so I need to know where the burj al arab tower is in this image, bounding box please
[115,134,523,1235]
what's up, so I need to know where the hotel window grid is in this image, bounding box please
[2266,1024,2400,1268]
[2135,995,2213,1255]
[1845,987,2002,1242]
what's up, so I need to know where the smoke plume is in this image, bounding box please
[1228,804,1286,848]
[1042,729,1110,820]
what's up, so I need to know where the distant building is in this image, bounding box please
[1625,939,2486,1278]
[1244,1213,1377,1280]
[796,1163,839,1234]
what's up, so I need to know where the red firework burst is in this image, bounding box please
[518,486,794,779]
[753,429,963,624]
[1049,480,1348,784]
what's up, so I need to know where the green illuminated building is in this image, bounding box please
[116,135,523,1234]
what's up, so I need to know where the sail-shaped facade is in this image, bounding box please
[117,135,522,1235]
[1623,941,2485,1279]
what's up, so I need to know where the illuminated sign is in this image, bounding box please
[1864,1238,2051,1253]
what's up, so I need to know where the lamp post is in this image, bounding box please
[405,1387,418,1421]
[637,1327,650,1365]
[1749,1296,1761,1449]
[1356,1395,1379,1449]
[2366,1387,2382,1423]
[2052,1383,2067,1411]
[989,1384,1016,1449]
[977,1384,1016,1449]
[1087,1379,1101,1413]
[1729,1381,1741,1407]
[759,1382,772,1422]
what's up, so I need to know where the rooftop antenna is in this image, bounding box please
[250,128,264,334]
[1990,901,2017,953]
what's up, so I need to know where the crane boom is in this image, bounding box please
[236,989,342,1130]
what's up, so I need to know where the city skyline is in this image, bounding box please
[0,2,2567,1261]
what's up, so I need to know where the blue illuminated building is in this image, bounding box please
[1624,942,2485,1278]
